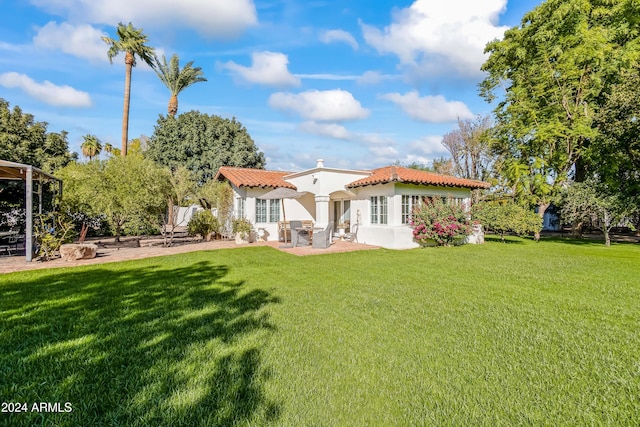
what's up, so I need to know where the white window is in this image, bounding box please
[236,197,245,219]
[269,199,281,223]
[256,199,280,223]
[370,196,388,225]
[256,199,267,222]
[401,195,422,224]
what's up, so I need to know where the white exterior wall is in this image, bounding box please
[348,183,472,249]
[230,186,317,242]
[224,164,474,248]
[285,163,369,228]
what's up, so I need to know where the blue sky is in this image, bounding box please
[0,0,542,172]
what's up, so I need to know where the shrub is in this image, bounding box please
[34,212,76,260]
[188,210,219,239]
[410,198,471,246]
[472,201,542,242]
[232,218,253,239]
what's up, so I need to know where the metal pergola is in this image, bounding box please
[0,160,62,262]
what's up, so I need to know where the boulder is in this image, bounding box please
[60,243,98,261]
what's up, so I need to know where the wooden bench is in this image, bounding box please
[161,225,189,237]
[278,220,314,241]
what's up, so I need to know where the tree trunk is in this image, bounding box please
[121,52,134,157]
[534,202,550,241]
[574,157,587,183]
[168,94,178,117]
[571,220,583,238]
[603,210,611,247]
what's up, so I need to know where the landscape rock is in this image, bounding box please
[60,243,98,261]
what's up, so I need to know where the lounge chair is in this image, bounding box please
[312,222,333,249]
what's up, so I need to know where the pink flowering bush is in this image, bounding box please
[410,198,472,246]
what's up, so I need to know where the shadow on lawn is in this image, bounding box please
[0,261,281,426]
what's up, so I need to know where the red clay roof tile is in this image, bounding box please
[215,165,490,191]
[215,166,297,189]
[346,166,490,189]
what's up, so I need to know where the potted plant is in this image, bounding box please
[337,222,348,239]
[232,218,253,244]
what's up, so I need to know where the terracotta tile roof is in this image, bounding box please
[346,166,490,189]
[215,166,297,189]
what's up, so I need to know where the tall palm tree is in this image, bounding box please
[102,22,155,157]
[81,135,102,160]
[153,54,207,117]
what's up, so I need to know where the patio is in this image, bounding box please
[0,236,380,274]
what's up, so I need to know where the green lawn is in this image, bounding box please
[1,238,639,426]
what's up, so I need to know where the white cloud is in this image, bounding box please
[320,29,358,50]
[360,133,395,146]
[268,89,369,122]
[381,91,473,123]
[408,136,446,155]
[0,42,21,52]
[221,51,300,88]
[0,72,92,107]
[295,73,359,81]
[34,22,107,62]
[356,70,398,85]
[369,145,399,157]
[361,0,509,77]
[299,121,352,140]
[30,0,257,38]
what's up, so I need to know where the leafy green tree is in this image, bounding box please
[161,166,197,246]
[472,201,543,242]
[559,180,632,246]
[147,111,266,183]
[0,99,75,217]
[153,54,207,117]
[103,156,171,239]
[104,143,121,157]
[198,180,234,236]
[0,98,76,171]
[593,65,640,232]
[102,22,156,157]
[480,0,640,238]
[81,134,102,160]
[57,156,171,242]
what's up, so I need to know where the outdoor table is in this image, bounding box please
[295,227,313,245]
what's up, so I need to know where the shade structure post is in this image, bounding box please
[25,166,33,262]
[258,187,307,248]
[281,198,288,244]
[38,179,43,214]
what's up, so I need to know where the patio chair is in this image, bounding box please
[312,222,334,249]
[0,243,11,256]
[295,223,311,247]
[290,220,302,246]
[0,234,15,256]
[344,223,359,243]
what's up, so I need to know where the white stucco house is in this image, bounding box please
[214,160,490,249]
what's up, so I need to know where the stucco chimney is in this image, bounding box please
[316,159,324,168]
